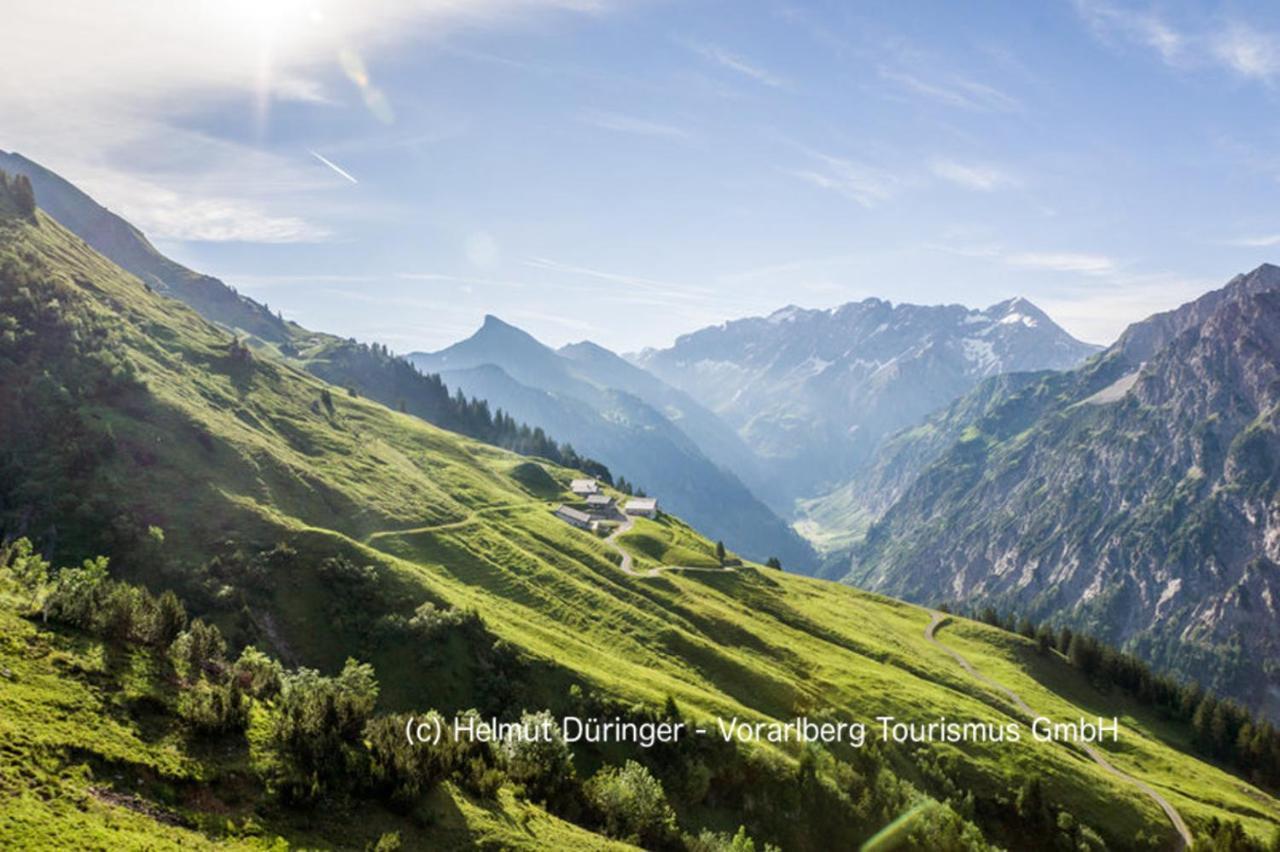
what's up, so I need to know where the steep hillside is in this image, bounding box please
[0,150,611,504]
[633,298,1101,508]
[0,150,289,343]
[4,178,1280,848]
[409,317,817,572]
[848,265,1280,721]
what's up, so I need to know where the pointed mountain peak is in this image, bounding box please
[412,314,561,375]
[1238,262,1280,286]
[983,296,1055,329]
[471,314,542,346]
[480,313,518,331]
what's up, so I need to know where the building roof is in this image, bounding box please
[555,505,593,524]
[625,497,658,511]
[570,478,599,492]
[586,494,614,505]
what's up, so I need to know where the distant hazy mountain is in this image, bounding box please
[557,340,769,496]
[847,264,1280,718]
[409,318,817,571]
[632,298,1101,510]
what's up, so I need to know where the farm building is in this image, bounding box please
[554,504,593,530]
[624,497,658,518]
[585,494,615,515]
[570,478,599,496]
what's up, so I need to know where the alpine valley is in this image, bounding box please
[2,152,1280,852]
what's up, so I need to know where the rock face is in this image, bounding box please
[632,297,1101,510]
[409,318,819,572]
[847,265,1280,719]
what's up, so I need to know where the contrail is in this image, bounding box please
[309,150,358,184]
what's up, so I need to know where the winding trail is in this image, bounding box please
[364,501,535,545]
[603,515,738,578]
[924,611,1193,849]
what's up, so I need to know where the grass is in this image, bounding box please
[937,618,1280,841]
[617,515,723,571]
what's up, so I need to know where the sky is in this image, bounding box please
[4,1,1280,353]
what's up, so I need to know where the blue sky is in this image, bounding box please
[5,1,1280,352]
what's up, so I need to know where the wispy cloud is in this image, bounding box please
[523,255,774,313]
[1006,252,1117,275]
[1211,25,1280,81]
[228,274,377,288]
[1074,1,1184,63]
[526,256,699,292]
[930,159,1018,191]
[580,110,691,139]
[687,41,785,88]
[396,272,525,288]
[1074,2,1280,82]
[309,150,359,184]
[1039,273,1217,345]
[1225,233,1280,248]
[787,151,902,207]
[877,68,1019,112]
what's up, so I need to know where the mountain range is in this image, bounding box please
[407,320,816,571]
[632,298,1102,517]
[846,264,1280,718]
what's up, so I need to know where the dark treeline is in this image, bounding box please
[302,339,613,484]
[962,604,1280,794]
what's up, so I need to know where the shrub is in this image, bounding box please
[689,826,777,852]
[169,618,228,681]
[499,710,577,809]
[270,659,380,804]
[178,679,249,734]
[0,537,50,613]
[584,760,678,848]
[232,645,284,700]
[363,711,453,808]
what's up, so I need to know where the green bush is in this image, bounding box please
[584,760,677,848]
[499,709,577,809]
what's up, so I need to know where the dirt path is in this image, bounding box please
[365,501,535,544]
[603,516,738,578]
[924,612,1193,849]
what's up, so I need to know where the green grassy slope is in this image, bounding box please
[2,205,1279,848]
[0,603,632,851]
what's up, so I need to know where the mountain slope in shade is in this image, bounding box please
[848,264,1280,720]
[632,297,1101,509]
[409,319,818,571]
[0,150,288,343]
[557,339,770,495]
